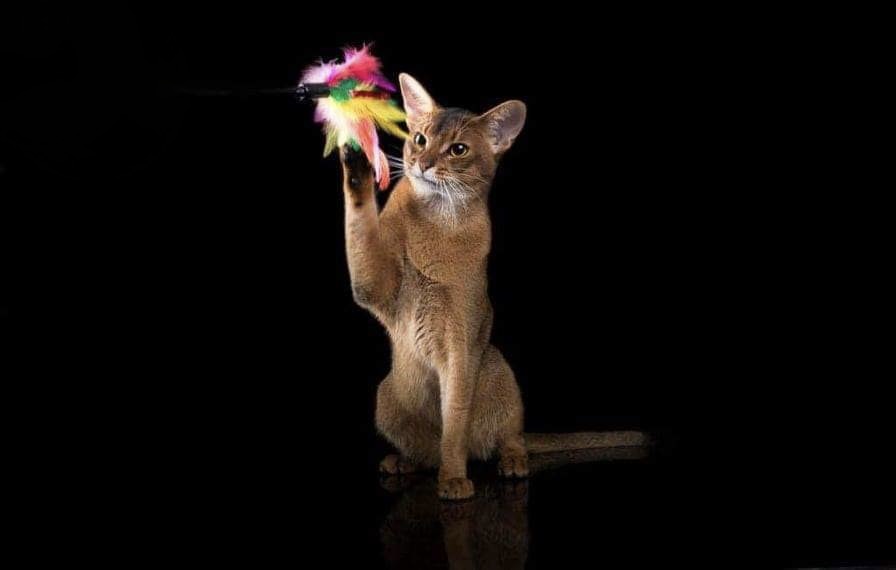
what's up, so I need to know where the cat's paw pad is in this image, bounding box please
[497,454,530,478]
[438,477,475,500]
[379,454,419,475]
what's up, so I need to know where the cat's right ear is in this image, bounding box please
[399,73,437,130]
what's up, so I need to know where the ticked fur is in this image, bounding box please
[339,73,527,500]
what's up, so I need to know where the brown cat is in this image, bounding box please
[340,73,646,500]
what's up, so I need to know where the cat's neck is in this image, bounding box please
[393,178,491,233]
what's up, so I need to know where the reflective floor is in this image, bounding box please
[126,430,891,567]
[378,447,650,569]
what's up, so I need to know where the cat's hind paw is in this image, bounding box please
[497,453,529,478]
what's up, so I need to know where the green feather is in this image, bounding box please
[329,78,358,102]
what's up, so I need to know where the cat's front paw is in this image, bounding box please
[438,477,475,500]
[340,145,373,194]
[340,144,371,172]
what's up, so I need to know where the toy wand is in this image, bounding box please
[294,83,332,100]
[172,46,407,190]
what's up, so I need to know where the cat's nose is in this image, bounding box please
[418,157,435,171]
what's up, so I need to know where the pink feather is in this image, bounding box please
[356,119,391,189]
[301,45,395,92]
[329,46,395,91]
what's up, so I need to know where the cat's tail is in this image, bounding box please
[524,430,650,454]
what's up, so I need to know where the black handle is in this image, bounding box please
[295,83,331,101]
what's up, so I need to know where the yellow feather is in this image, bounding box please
[322,128,338,157]
[341,98,408,139]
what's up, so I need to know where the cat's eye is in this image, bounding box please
[449,143,469,157]
[413,132,427,147]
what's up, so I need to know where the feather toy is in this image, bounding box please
[298,46,407,190]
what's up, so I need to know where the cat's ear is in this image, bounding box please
[477,100,527,154]
[399,73,437,129]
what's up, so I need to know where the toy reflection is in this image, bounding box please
[379,446,649,569]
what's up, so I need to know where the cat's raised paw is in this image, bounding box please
[340,145,373,193]
[340,144,371,171]
[438,477,475,500]
[379,454,419,475]
[498,453,529,478]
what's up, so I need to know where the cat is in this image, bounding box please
[339,73,647,500]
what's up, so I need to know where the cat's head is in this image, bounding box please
[398,73,526,221]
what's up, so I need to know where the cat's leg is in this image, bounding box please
[478,346,529,479]
[376,373,441,471]
[340,146,400,319]
[497,432,529,479]
[435,326,483,500]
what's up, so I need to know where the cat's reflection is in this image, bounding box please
[379,446,649,569]
[380,475,529,570]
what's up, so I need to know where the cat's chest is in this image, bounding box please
[403,235,453,282]
[393,258,450,362]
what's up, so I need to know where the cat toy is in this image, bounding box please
[297,46,407,190]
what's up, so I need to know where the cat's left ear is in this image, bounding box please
[477,100,527,154]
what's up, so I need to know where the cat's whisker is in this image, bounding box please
[445,176,484,209]
[446,176,473,195]
[445,178,477,219]
[447,186,467,215]
[454,173,489,185]
[438,179,460,226]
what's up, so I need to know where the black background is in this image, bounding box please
[6,7,892,566]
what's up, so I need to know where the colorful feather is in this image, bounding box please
[300,46,407,190]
